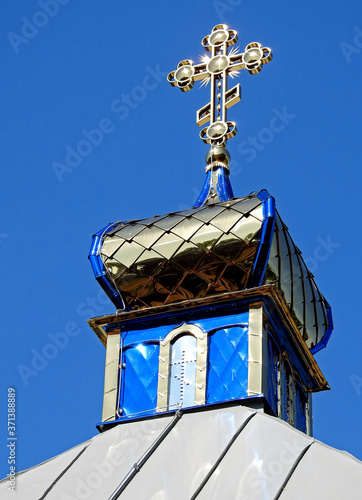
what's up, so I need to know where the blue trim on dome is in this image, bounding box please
[89,224,126,311]
[310,300,334,354]
[194,167,234,207]
[248,190,275,288]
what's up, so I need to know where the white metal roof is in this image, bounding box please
[1,405,361,499]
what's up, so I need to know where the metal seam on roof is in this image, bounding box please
[190,411,257,499]
[274,441,314,499]
[109,410,183,500]
[39,445,89,499]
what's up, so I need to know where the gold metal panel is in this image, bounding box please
[172,241,205,271]
[170,217,204,241]
[209,208,243,233]
[293,276,305,308]
[176,206,204,217]
[230,198,261,214]
[217,265,248,291]
[113,223,145,242]
[103,260,127,282]
[117,271,149,300]
[112,241,144,269]
[234,244,259,272]
[154,215,184,231]
[174,272,210,301]
[230,216,262,243]
[102,333,120,422]
[315,298,327,332]
[152,232,184,260]
[132,226,165,249]
[163,285,195,304]
[278,226,290,258]
[248,303,265,396]
[193,205,225,223]
[101,237,126,259]
[137,215,167,226]
[191,224,223,252]
[195,252,227,284]
[130,249,165,279]
[212,233,246,263]
[292,301,304,331]
[153,260,185,293]
[250,204,264,222]
[100,198,331,352]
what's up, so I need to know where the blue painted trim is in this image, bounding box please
[194,171,212,207]
[248,190,276,287]
[310,300,334,354]
[194,167,234,207]
[217,168,234,201]
[89,223,127,310]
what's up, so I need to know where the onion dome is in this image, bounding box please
[89,189,332,353]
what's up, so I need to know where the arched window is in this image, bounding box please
[156,324,207,412]
[278,353,294,425]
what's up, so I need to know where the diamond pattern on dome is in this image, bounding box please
[230,215,261,242]
[209,209,243,233]
[132,226,165,249]
[172,241,205,271]
[264,212,332,350]
[100,196,263,310]
[170,217,204,241]
[100,236,126,258]
[112,241,145,269]
[212,233,245,263]
[154,215,184,231]
[191,224,224,252]
[129,249,165,279]
[116,223,145,241]
[229,197,260,214]
[193,205,226,223]
[152,232,184,260]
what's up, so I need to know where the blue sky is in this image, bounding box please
[1,0,362,478]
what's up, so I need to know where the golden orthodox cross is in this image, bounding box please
[168,24,272,148]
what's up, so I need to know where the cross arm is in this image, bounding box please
[167,60,208,92]
[229,42,273,75]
